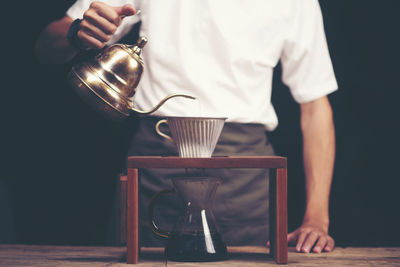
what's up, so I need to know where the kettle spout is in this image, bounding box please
[131,94,196,115]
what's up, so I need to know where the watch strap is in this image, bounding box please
[67,19,88,52]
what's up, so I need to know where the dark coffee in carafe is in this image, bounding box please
[165,232,227,262]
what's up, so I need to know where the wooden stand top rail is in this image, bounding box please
[127,156,287,169]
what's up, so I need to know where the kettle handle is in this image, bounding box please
[130,94,196,115]
[155,119,173,141]
[147,188,175,238]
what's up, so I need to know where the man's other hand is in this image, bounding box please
[287,222,335,253]
[267,221,335,253]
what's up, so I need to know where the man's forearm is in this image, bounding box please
[300,96,335,230]
[35,16,79,64]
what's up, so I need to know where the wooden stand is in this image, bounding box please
[123,156,288,264]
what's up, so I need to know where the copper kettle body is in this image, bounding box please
[67,36,195,120]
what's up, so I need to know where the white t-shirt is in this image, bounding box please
[67,0,338,131]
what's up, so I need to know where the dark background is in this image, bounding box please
[1,0,399,247]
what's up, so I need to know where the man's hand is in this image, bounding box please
[78,1,136,49]
[35,1,137,63]
[267,221,334,253]
[287,222,335,253]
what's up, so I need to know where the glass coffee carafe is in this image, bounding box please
[148,176,227,262]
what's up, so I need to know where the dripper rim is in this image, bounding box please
[163,116,227,120]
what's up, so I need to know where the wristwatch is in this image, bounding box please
[67,19,88,51]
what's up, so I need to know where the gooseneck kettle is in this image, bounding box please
[67,36,195,120]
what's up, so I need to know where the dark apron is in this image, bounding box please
[128,116,275,246]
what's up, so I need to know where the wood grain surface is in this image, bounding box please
[0,245,399,266]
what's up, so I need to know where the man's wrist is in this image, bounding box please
[303,212,330,231]
[67,19,88,52]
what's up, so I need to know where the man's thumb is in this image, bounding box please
[287,231,297,244]
[114,4,136,17]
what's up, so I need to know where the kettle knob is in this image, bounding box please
[131,36,148,56]
[137,36,148,48]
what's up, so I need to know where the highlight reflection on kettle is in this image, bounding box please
[67,36,195,120]
[148,176,228,262]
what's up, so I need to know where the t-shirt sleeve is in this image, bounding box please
[66,0,141,45]
[280,0,338,104]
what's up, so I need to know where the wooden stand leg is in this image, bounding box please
[127,168,139,264]
[119,175,127,244]
[270,168,288,264]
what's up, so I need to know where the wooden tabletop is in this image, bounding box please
[0,245,399,266]
[126,156,287,169]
